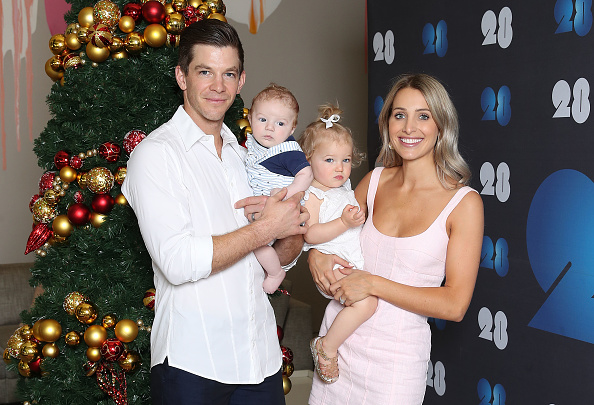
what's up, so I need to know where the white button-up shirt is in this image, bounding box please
[122,106,281,384]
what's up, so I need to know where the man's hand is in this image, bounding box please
[235,195,268,222]
[258,188,309,240]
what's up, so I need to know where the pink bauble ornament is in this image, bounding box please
[123,130,147,154]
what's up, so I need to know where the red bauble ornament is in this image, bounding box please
[281,345,293,365]
[277,325,284,342]
[142,1,166,23]
[67,203,92,226]
[99,141,121,162]
[25,223,53,254]
[183,5,199,26]
[38,171,56,194]
[29,194,41,212]
[100,338,125,362]
[28,357,42,374]
[123,2,143,22]
[123,130,147,154]
[143,288,156,310]
[54,150,70,170]
[73,191,85,203]
[69,155,84,169]
[92,194,115,214]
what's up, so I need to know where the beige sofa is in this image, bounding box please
[0,262,312,403]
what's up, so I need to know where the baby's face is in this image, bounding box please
[248,99,296,148]
[309,139,353,191]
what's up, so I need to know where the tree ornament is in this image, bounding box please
[67,203,92,226]
[29,194,41,212]
[115,319,139,342]
[96,361,128,403]
[166,33,180,48]
[93,0,122,29]
[78,171,89,189]
[164,2,175,15]
[63,53,84,69]
[52,215,74,237]
[197,3,211,18]
[39,171,56,194]
[283,362,294,377]
[99,141,121,162]
[207,12,227,22]
[18,360,32,377]
[111,50,129,60]
[73,191,84,204]
[171,0,187,11]
[20,341,39,362]
[69,155,84,169]
[123,2,143,21]
[33,319,62,342]
[77,26,91,44]
[54,150,70,169]
[90,212,107,228]
[109,36,125,52]
[49,34,67,54]
[78,7,95,27]
[32,199,57,223]
[242,107,249,118]
[65,32,82,50]
[90,23,113,48]
[86,42,111,63]
[124,32,145,55]
[114,167,127,185]
[102,314,118,329]
[165,12,185,34]
[43,189,59,206]
[65,331,81,346]
[3,348,11,364]
[142,1,166,23]
[143,288,156,310]
[118,350,141,373]
[87,167,115,194]
[42,343,59,359]
[282,374,292,395]
[92,194,115,214]
[63,291,89,314]
[101,338,125,362]
[75,302,98,324]
[59,165,78,183]
[188,0,201,8]
[281,345,293,365]
[25,223,53,254]
[84,325,108,347]
[84,360,99,376]
[19,325,33,340]
[115,193,128,205]
[123,129,147,154]
[65,22,80,35]
[236,117,249,130]
[7,330,26,358]
[118,15,136,33]
[144,24,167,47]
[28,357,43,375]
[182,6,199,26]
[86,346,102,362]
[204,0,225,13]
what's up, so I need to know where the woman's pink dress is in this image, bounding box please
[309,167,476,405]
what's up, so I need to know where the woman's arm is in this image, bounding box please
[331,191,484,322]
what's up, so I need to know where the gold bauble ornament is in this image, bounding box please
[19,341,39,362]
[18,360,31,377]
[42,343,59,358]
[171,0,186,11]
[188,0,201,8]
[90,212,107,228]
[207,12,227,22]
[48,55,63,72]
[144,24,167,47]
[64,331,81,346]
[52,215,73,237]
[19,325,33,340]
[115,193,128,205]
[84,325,108,347]
[166,34,180,48]
[63,291,89,314]
[242,107,249,118]
[111,50,129,60]
[197,4,211,18]
[125,31,145,55]
[118,15,136,33]
[102,314,118,329]
[114,166,127,184]
[7,331,25,358]
[93,0,121,29]
[236,118,249,130]
[115,319,139,343]
[45,57,64,81]
[78,171,88,189]
[59,165,77,183]
[86,346,102,362]
[65,22,80,35]
[49,34,67,55]
[77,26,91,44]
[109,36,125,52]
[3,348,11,364]
[118,350,141,373]
[64,54,83,69]
[65,32,82,50]
[32,198,57,223]
[75,302,98,324]
[34,319,62,342]
[43,189,59,206]
[204,0,225,14]
[87,167,114,194]
[78,7,95,27]
[86,42,111,63]
[164,2,175,15]
[283,362,294,377]
[165,12,185,34]
[282,375,292,395]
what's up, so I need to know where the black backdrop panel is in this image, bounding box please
[368,1,594,403]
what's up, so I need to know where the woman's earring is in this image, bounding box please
[388,143,393,150]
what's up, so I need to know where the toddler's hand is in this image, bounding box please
[340,205,365,229]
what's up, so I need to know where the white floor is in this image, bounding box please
[285,370,313,405]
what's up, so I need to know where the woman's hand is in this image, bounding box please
[330,268,375,306]
[307,249,350,296]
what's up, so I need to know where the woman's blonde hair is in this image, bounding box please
[299,103,365,168]
[377,73,471,188]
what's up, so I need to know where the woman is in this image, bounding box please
[307,73,484,405]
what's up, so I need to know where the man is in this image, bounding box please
[122,19,308,404]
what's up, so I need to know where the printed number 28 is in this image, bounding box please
[373,31,395,64]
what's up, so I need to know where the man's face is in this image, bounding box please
[175,44,245,133]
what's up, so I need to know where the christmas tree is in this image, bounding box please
[0,1,282,403]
